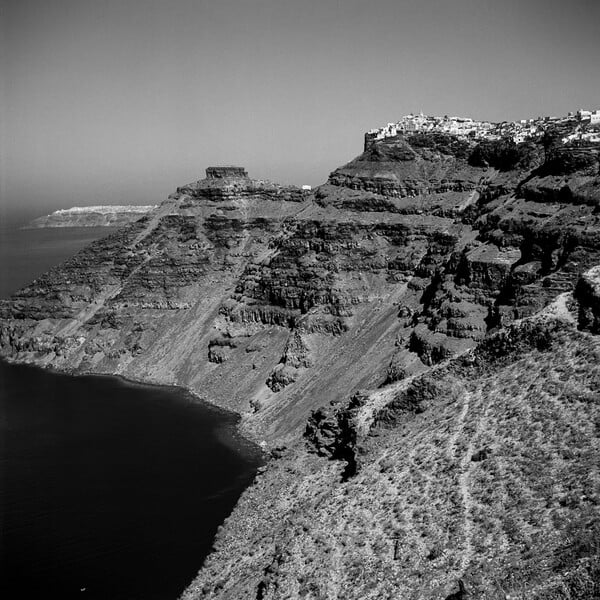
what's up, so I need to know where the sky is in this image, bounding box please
[2,0,599,223]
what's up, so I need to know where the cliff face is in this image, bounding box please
[2,141,600,599]
[0,163,483,442]
[328,134,484,198]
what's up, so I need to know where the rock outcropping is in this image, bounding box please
[2,135,600,599]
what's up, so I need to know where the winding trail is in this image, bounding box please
[446,388,475,573]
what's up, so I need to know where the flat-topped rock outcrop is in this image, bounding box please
[205,166,249,179]
[176,167,305,204]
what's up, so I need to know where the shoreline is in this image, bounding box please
[0,354,266,600]
[0,355,268,462]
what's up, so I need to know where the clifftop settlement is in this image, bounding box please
[365,108,600,150]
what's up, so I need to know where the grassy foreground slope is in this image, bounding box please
[184,297,600,600]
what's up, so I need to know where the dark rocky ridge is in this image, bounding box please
[1,135,600,599]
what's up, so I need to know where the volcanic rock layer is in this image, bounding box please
[2,133,600,599]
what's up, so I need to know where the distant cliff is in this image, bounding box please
[2,135,600,600]
[24,205,158,229]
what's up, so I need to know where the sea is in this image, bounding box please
[0,224,263,599]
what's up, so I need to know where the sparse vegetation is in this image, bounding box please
[184,318,600,600]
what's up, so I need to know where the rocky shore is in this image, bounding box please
[2,132,600,599]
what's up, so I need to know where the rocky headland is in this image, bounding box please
[24,205,158,228]
[1,134,599,599]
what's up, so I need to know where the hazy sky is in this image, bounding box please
[2,0,599,221]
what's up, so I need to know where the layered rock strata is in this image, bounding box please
[2,135,600,599]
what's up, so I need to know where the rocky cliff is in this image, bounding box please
[2,139,600,599]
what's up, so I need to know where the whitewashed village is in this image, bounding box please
[365,108,600,149]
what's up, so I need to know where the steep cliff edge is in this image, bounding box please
[0,162,485,442]
[2,136,600,598]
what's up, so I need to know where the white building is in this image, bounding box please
[582,132,600,143]
[365,108,600,149]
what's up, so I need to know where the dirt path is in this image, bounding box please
[445,388,476,572]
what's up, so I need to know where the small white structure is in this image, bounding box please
[302,185,312,191]
[513,132,528,144]
[582,132,600,142]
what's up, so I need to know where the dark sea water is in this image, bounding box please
[0,363,262,600]
[0,226,264,599]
